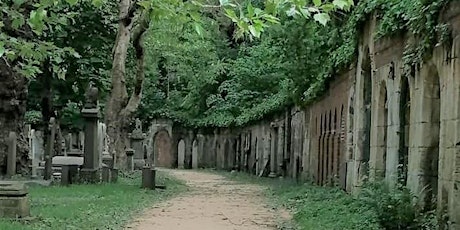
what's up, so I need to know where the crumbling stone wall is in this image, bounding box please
[148,3,460,227]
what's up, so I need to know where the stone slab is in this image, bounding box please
[52,156,84,166]
[0,182,28,196]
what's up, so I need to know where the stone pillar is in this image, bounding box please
[44,118,56,180]
[7,132,17,178]
[97,122,103,168]
[130,118,145,169]
[185,130,194,169]
[235,137,241,171]
[278,124,285,176]
[269,124,277,178]
[192,139,198,169]
[30,130,38,179]
[126,148,134,172]
[80,83,101,183]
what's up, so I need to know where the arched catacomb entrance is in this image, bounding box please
[400,76,410,185]
[177,139,186,169]
[153,130,173,168]
[192,139,198,169]
[362,48,373,176]
[376,81,388,178]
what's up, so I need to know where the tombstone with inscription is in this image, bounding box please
[130,119,145,169]
[80,82,101,183]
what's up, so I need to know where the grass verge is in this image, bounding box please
[0,170,186,230]
[216,170,381,230]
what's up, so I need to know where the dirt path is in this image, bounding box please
[127,169,291,230]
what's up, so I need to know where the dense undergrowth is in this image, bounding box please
[222,171,440,230]
[0,171,186,230]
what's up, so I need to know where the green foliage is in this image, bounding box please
[60,102,84,131]
[359,181,439,230]
[24,110,42,126]
[0,0,107,78]
[0,171,186,230]
[139,0,451,128]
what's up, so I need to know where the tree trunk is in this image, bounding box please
[105,0,149,169]
[0,59,29,175]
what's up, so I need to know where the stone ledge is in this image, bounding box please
[0,182,28,197]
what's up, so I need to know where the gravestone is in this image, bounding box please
[177,140,185,169]
[80,82,101,183]
[0,182,29,218]
[44,118,56,180]
[126,149,135,172]
[130,118,145,169]
[6,132,17,178]
[141,167,156,189]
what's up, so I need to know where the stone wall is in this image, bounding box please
[146,3,460,228]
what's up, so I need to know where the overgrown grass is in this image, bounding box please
[217,171,380,230]
[0,171,186,230]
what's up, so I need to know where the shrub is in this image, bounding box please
[359,181,439,230]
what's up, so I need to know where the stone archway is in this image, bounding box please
[362,47,373,176]
[154,130,173,168]
[409,62,440,209]
[400,76,410,185]
[177,139,186,169]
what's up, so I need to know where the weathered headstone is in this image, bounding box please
[6,132,17,178]
[80,82,101,183]
[0,182,30,218]
[130,118,145,169]
[44,118,56,180]
[177,140,185,169]
[141,167,156,189]
[126,148,135,172]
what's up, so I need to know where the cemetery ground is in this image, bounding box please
[0,169,381,230]
[0,171,186,230]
